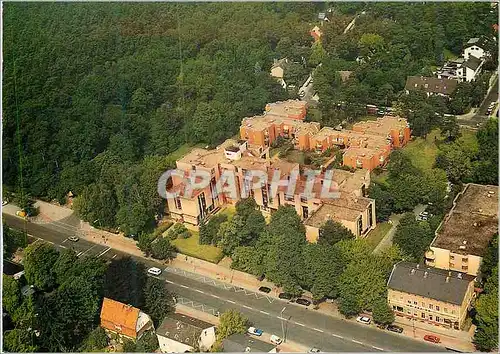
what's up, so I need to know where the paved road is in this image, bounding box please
[458,76,498,129]
[4,213,445,352]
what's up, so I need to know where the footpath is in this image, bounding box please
[4,200,475,352]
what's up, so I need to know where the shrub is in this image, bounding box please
[153,221,173,237]
[167,223,190,240]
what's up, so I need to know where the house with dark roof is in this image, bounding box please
[156,313,216,353]
[387,262,476,330]
[463,37,490,61]
[404,76,458,97]
[462,55,484,82]
[222,333,277,353]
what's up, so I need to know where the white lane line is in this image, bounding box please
[243,305,253,310]
[165,280,174,284]
[372,346,384,351]
[312,328,324,333]
[259,310,270,315]
[97,247,111,257]
[226,300,236,304]
[61,238,68,244]
[332,334,343,339]
[80,244,97,256]
[293,322,305,327]
[180,285,189,289]
[46,241,54,245]
[277,316,285,320]
[76,251,83,256]
[195,289,205,294]
[351,339,363,345]
[211,294,220,299]
[59,245,67,249]
[31,238,41,244]
[111,254,117,259]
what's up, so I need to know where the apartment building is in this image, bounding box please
[240,114,320,150]
[387,262,476,330]
[425,184,498,276]
[264,100,308,120]
[166,139,375,237]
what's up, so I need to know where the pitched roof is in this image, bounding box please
[404,76,458,95]
[156,313,213,348]
[100,297,140,339]
[387,262,475,305]
[463,56,482,70]
[222,333,275,353]
[464,37,489,49]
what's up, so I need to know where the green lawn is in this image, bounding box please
[365,222,392,250]
[372,171,389,186]
[167,143,206,161]
[443,48,459,61]
[171,231,224,263]
[402,129,441,172]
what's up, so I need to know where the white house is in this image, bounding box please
[156,314,216,353]
[463,37,489,60]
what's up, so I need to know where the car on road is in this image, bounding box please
[295,298,311,306]
[356,316,371,325]
[68,236,79,242]
[387,325,404,333]
[299,90,306,98]
[308,347,321,353]
[2,199,9,206]
[278,292,294,300]
[424,334,441,343]
[247,327,263,336]
[147,267,162,276]
[258,286,271,293]
[270,334,283,345]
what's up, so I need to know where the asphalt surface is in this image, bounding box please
[458,77,498,129]
[3,213,445,352]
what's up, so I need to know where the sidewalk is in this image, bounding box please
[176,304,309,352]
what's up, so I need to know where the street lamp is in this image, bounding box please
[280,307,286,342]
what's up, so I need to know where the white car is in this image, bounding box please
[356,316,371,325]
[247,326,263,336]
[308,348,321,353]
[270,334,283,345]
[147,267,162,276]
[68,236,79,242]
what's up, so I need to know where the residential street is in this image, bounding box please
[457,75,498,129]
[3,213,445,352]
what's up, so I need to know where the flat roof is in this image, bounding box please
[312,127,389,149]
[432,184,498,256]
[241,114,319,135]
[265,99,307,118]
[305,194,373,226]
[222,333,275,353]
[352,116,409,136]
[177,148,225,168]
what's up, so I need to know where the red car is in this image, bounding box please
[424,334,441,344]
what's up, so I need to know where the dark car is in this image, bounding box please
[278,293,294,300]
[295,298,311,306]
[258,286,271,293]
[387,325,403,333]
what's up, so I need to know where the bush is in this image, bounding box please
[167,223,191,240]
[372,300,395,325]
[153,221,173,237]
[151,237,176,260]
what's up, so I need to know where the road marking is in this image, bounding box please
[59,245,67,249]
[372,346,384,351]
[243,305,253,310]
[226,300,236,304]
[277,316,285,320]
[46,240,54,244]
[312,328,324,333]
[293,321,305,327]
[76,251,83,257]
[79,244,97,256]
[195,289,205,294]
[97,247,111,257]
[180,285,189,289]
[111,254,117,259]
[165,280,173,284]
[211,294,220,299]
[332,334,343,339]
[351,339,363,345]
[259,310,270,315]
[61,238,68,243]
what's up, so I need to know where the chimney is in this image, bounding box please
[424,271,428,278]
[446,276,450,283]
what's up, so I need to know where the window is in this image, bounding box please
[407,300,412,304]
[436,306,440,311]
[175,197,182,210]
[413,301,417,305]
[421,313,425,319]
[429,304,433,310]
[429,315,433,321]
[396,306,404,312]
[462,265,468,271]
[462,257,468,263]
[451,310,455,315]
[450,262,455,267]
[436,316,440,322]
[450,255,455,260]
[400,296,403,300]
[393,305,396,310]
[444,308,448,313]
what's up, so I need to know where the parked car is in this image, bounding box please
[387,325,404,333]
[147,267,162,276]
[270,334,283,345]
[2,199,9,206]
[356,316,371,325]
[278,293,294,300]
[424,334,441,343]
[258,286,271,293]
[68,236,79,242]
[308,348,321,353]
[295,298,311,306]
[247,327,263,336]
[377,323,387,330]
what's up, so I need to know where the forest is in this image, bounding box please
[3,2,498,236]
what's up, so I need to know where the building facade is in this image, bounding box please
[387,262,476,330]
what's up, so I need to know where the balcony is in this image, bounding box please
[284,194,295,202]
